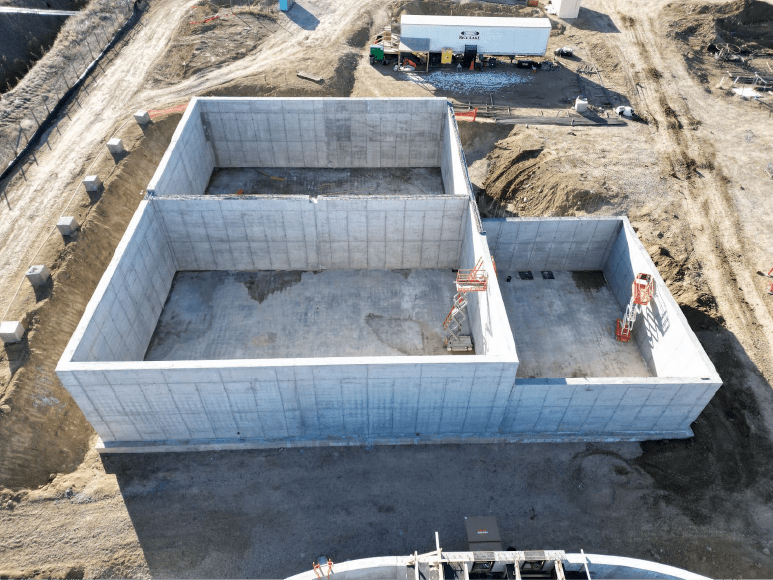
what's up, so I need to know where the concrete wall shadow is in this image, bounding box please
[286,3,319,30]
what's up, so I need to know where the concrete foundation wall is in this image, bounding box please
[603,220,718,380]
[146,100,216,197]
[68,201,176,363]
[57,359,519,447]
[156,196,468,271]
[461,208,516,357]
[195,97,447,170]
[502,378,719,438]
[440,106,472,199]
[485,217,621,272]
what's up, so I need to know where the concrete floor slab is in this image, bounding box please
[498,270,652,378]
[145,269,469,361]
[204,167,445,197]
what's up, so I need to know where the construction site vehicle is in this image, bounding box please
[615,273,655,342]
[615,105,635,118]
[554,46,574,57]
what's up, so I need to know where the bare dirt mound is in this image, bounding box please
[201,51,361,98]
[0,114,181,490]
[481,129,621,216]
[389,0,541,20]
[150,0,279,87]
[662,0,773,86]
[0,0,89,93]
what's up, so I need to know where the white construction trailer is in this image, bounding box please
[399,15,552,57]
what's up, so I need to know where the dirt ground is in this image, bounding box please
[2,0,773,577]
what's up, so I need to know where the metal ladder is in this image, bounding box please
[443,291,469,343]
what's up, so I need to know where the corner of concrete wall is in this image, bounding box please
[147,98,215,196]
[61,201,177,364]
[602,218,720,384]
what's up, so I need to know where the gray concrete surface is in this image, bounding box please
[498,270,651,378]
[144,269,465,361]
[157,196,469,272]
[204,167,446,197]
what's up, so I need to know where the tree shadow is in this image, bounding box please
[285,3,319,30]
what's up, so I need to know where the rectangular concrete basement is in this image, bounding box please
[56,97,722,452]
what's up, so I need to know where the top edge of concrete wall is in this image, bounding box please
[483,216,625,223]
[57,353,520,373]
[193,97,450,102]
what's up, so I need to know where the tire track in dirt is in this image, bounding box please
[616,7,773,373]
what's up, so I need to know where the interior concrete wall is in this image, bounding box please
[503,378,719,438]
[56,359,519,446]
[461,208,516,357]
[440,106,472,199]
[146,100,216,197]
[66,201,176,364]
[195,97,447,170]
[484,217,621,272]
[156,196,468,271]
[602,220,719,380]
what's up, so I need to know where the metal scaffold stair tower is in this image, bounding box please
[615,273,655,342]
[443,258,488,352]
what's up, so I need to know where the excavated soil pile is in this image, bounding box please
[481,129,621,217]
[389,0,541,19]
[0,114,182,490]
[662,0,773,85]
[150,0,278,87]
[0,0,88,93]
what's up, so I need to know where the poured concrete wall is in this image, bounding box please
[192,97,447,171]
[485,217,620,271]
[440,106,472,199]
[604,221,717,379]
[460,208,515,357]
[68,201,176,363]
[156,196,468,271]
[57,359,519,449]
[500,378,718,438]
[146,100,216,197]
[57,196,520,449]
[485,216,721,438]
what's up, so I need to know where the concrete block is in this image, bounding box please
[57,216,79,236]
[134,110,151,125]
[0,321,25,344]
[83,175,102,192]
[107,138,125,155]
[26,264,50,288]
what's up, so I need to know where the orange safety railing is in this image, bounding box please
[456,257,488,292]
[455,108,478,122]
